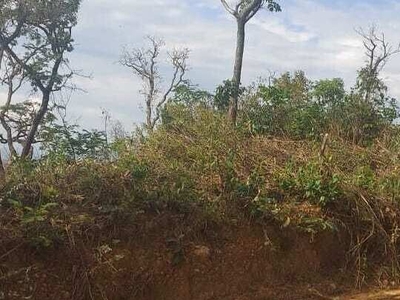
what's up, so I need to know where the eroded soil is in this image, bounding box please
[0,213,394,300]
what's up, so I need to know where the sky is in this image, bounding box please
[5,0,400,130]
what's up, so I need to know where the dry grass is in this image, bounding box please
[2,108,400,286]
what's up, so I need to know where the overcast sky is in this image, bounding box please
[16,0,400,130]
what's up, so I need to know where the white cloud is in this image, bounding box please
[250,19,316,43]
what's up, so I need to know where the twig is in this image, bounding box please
[0,243,23,261]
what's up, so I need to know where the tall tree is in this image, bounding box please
[355,26,400,105]
[0,0,81,159]
[120,36,189,131]
[220,0,281,123]
[349,26,400,144]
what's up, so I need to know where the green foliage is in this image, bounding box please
[263,0,282,12]
[0,101,56,148]
[328,92,397,144]
[137,106,241,212]
[353,165,375,190]
[8,199,58,225]
[169,82,214,108]
[241,72,325,138]
[161,82,219,127]
[240,69,398,144]
[274,71,311,102]
[380,172,400,203]
[40,121,109,161]
[312,78,345,107]
[215,79,245,111]
[248,195,277,218]
[0,0,82,161]
[277,161,341,207]
[1,0,81,89]
[237,0,281,13]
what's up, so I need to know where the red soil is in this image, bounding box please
[0,213,353,300]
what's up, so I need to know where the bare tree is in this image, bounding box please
[356,25,400,104]
[350,26,400,144]
[101,108,111,145]
[221,0,281,123]
[120,36,189,131]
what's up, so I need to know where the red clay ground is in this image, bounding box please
[0,213,392,300]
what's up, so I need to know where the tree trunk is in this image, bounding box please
[0,82,18,158]
[0,48,3,70]
[146,98,152,131]
[0,151,5,180]
[228,20,246,124]
[146,76,155,131]
[21,90,50,158]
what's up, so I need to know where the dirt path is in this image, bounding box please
[342,290,400,300]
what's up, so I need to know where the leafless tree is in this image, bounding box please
[120,36,189,131]
[356,25,400,104]
[350,26,400,144]
[110,120,127,141]
[220,0,281,123]
[101,108,111,145]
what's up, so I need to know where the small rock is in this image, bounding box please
[382,279,389,287]
[329,283,337,290]
[193,245,211,259]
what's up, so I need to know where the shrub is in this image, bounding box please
[276,161,342,207]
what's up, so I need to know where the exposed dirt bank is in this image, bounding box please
[0,213,389,300]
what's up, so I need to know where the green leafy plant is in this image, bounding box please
[277,161,341,207]
[353,165,375,189]
[8,199,58,224]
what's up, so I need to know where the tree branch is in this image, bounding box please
[151,49,189,128]
[220,0,237,16]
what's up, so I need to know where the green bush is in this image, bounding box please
[277,161,341,207]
